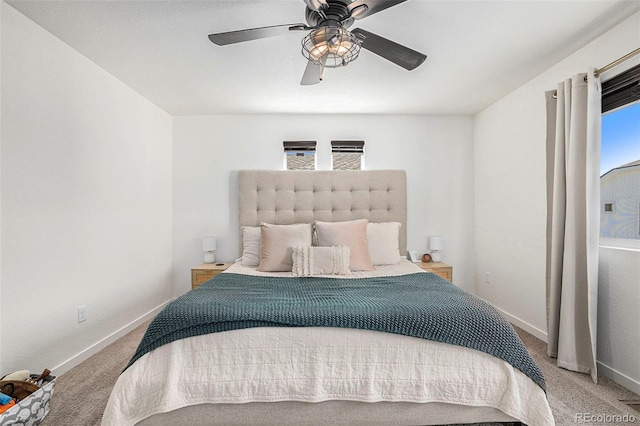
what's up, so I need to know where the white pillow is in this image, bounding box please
[292,246,351,277]
[367,222,402,265]
[257,223,313,272]
[240,226,261,267]
[314,219,374,271]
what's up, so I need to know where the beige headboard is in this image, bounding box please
[238,170,407,254]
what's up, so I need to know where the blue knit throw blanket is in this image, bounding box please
[126,272,545,391]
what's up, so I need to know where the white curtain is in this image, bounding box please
[545,69,601,383]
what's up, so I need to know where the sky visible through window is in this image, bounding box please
[601,102,640,175]
[600,101,640,240]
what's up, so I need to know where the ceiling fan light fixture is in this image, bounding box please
[301,26,361,68]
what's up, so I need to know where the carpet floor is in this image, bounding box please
[40,323,638,426]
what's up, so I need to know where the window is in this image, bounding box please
[600,64,640,241]
[284,141,316,170]
[331,140,364,170]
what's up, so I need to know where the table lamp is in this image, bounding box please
[429,235,443,263]
[202,236,217,263]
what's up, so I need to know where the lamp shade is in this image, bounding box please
[429,236,443,251]
[202,236,217,252]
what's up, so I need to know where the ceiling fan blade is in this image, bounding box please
[208,23,308,46]
[348,0,407,20]
[300,55,329,85]
[352,28,426,71]
[300,62,322,86]
[303,0,328,12]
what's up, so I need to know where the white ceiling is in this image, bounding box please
[6,0,640,115]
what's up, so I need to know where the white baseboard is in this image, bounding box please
[597,361,640,396]
[52,299,172,376]
[495,307,548,342]
[492,303,639,396]
[473,294,549,343]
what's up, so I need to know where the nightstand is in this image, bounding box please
[418,262,452,282]
[191,263,233,289]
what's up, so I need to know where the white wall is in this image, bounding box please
[172,115,474,295]
[474,11,640,392]
[1,3,173,375]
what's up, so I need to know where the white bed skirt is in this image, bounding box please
[137,400,516,426]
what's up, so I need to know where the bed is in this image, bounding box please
[102,170,554,426]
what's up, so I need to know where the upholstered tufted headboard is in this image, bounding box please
[238,170,407,254]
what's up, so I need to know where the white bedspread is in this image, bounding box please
[102,263,554,426]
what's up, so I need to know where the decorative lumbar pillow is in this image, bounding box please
[292,246,351,277]
[314,219,374,271]
[241,226,261,267]
[367,222,402,265]
[257,223,313,272]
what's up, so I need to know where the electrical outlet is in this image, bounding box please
[78,305,87,323]
[485,272,491,284]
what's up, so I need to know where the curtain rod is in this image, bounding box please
[594,47,640,77]
[551,47,640,98]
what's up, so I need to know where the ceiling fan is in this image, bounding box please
[208,0,427,85]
